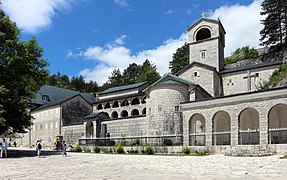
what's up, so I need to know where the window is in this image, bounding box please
[194,72,200,77]
[200,51,206,59]
[175,106,180,112]
[227,79,233,86]
[158,105,162,112]
[42,95,50,102]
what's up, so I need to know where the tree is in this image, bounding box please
[139,59,161,84]
[169,43,189,74]
[71,75,86,92]
[122,63,141,84]
[260,0,287,47]
[0,10,49,134]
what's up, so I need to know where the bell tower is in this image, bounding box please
[187,18,225,70]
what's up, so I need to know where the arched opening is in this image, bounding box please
[142,96,146,104]
[196,28,211,41]
[97,104,103,110]
[189,113,205,146]
[104,102,111,109]
[142,108,146,115]
[111,111,118,119]
[103,112,110,119]
[121,100,129,107]
[238,108,259,145]
[86,120,94,138]
[112,101,119,108]
[131,109,140,116]
[121,110,128,118]
[268,104,287,144]
[212,111,231,145]
[131,98,140,105]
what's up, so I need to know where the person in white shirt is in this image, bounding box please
[1,138,8,158]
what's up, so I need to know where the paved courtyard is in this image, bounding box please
[1,148,287,179]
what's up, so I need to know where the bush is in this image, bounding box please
[195,150,208,156]
[84,149,91,153]
[108,140,116,146]
[116,143,125,154]
[127,148,139,154]
[75,145,83,152]
[163,139,173,146]
[132,139,141,146]
[143,146,154,155]
[182,147,190,155]
[93,146,100,153]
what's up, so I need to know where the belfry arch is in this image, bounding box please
[196,28,211,41]
[268,104,287,144]
[212,111,231,145]
[189,113,205,146]
[238,108,259,145]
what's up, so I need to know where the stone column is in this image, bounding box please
[205,113,213,147]
[259,110,268,146]
[83,122,87,138]
[182,112,189,146]
[230,110,238,146]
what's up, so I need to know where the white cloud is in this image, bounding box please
[75,0,264,85]
[76,34,187,85]
[208,0,263,56]
[1,0,73,33]
[114,0,129,7]
[165,9,175,15]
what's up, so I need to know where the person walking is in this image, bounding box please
[36,140,42,158]
[1,138,8,158]
[62,140,67,157]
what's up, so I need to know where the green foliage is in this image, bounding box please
[169,43,189,74]
[195,150,208,156]
[75,145,83,152]
[142,145,154,155]
[127,148,139,154]
[280,154,287,159]
[93,146,101,153]
[182,147,191,155]
[0,9,49,134]
[108,140,116,146]
[163,139,173,146]
[116,143,125,154]
[260,63,287,89]
[132,139,141,146]
[84,149,91,153]
[260,0,287,47]
[224,46,259,65]
[139,59,161,84]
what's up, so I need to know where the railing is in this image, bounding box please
[79,134,183,146]
[239,129,259,145]
[268,128,287,144]
[189,133,205,146]
[212,131,231,145]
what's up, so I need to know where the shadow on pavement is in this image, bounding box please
[2,149,62,158]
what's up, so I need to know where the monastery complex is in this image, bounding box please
[22,17,287,153]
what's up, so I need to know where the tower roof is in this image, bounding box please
[187,18,226,34]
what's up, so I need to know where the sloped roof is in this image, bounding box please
[143,73,196,92]
[187,18,226,34]
[99,82,149,95]
[84,112,109,120]
[31,85,95,111]
[176,61,220,76]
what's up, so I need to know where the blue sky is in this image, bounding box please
[1,0,263,85]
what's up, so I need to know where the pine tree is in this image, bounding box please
[260,0,287,46]
[169,43,189,74]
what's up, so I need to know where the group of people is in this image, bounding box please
[36,138,67,158]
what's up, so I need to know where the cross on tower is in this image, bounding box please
[243,70,258,91]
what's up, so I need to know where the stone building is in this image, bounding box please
[24,17,287,153]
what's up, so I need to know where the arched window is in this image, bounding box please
[111,111,118,119]
[104,102,111,109]
[121,110,128,117]
[121,100,129,107]
[131,98,140,105]
[189,113,206,146]
[196,28,211,41]
[131,109,139,116]
[97,104,103,110]
[212,111,231,145]
[142,108,146,115]
[112,101,119,108]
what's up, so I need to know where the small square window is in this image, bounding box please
[200,51,206,59]
[42,95,50,102]
[194,72,200,77]
[175,106,180,112]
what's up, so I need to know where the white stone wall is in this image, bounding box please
[222,65,279,96]
[179,65,221,97]
[103,117,147,137]
[182,88,287,148]
[62,125,85,145]
[146,84,189,136]
[99,89,139,100]
[22,106,61,147]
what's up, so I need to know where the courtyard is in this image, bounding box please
[0,148,287,179]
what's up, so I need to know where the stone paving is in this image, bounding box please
[0,148,287,179]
